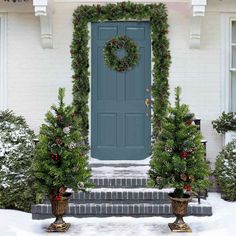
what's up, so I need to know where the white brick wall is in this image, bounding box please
[3,0,236,164]
[7,8,74,133]
[168,3,223,164]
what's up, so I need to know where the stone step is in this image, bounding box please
[91,177,148,188]
[43,188,172,204]
[71,188,171,204]
[32,200,212,219]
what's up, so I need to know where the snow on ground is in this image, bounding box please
[0,193,236,236]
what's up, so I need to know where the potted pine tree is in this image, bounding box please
[33,88,93,232]
[148,87,210,232]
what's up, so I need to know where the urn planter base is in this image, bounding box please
[168,221,192,233]
[47,222,71,232]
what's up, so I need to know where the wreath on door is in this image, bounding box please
[103,35,139,72]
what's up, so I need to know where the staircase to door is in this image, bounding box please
[32,164,212,219]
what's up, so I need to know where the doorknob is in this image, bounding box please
[145,98,150,117]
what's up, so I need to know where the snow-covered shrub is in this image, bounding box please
[215,140,236,201]
[0,110,35,211]
[212,112,236,134]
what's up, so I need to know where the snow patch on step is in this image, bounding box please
[86,188,174,193]
[92,166,149,177]
[90,157,151,165]
[67,202,211,207]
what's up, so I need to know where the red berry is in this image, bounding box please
[51,153,56,160]
[55,138,63,145]
[55,195,61,201]
[51,153,59,161]
[181,151,188,159]
[184,184,191,192]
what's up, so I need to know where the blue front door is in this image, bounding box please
[91,22,151,160]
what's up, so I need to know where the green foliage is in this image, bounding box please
[212,112,236,134]
[0,110,35,211]
[103,35,139,72]
[71,1,171,141]
[215,140,236,201]
[33,88,93,201]
[148,87,210,198]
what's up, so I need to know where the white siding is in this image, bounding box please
[168,4,222,164]
[3,0,236,164]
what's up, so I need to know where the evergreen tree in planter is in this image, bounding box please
[148,87,210,232]
[0,110,35,212]
[33,88,93,232]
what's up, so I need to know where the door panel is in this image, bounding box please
[91,22,151,160]
[97,113,117,146]
[125,114,145,147]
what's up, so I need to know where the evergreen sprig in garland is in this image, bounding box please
[104,35,139,72]
[71,1,171,141]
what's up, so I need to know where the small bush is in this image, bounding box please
[0,110,35,211]
[212,112,236,134]
[215,140,236,201]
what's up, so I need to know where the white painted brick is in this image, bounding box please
[4,1,236,165]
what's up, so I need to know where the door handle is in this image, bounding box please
[145,98,150,117]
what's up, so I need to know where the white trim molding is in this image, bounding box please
[220,13,233,113]
[0,13,7,111]
[190,0,207,49]
[221,14,236,145]
[33,0,53,49]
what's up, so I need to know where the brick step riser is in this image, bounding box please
[43,191,170,204]
[72,191,169,201]
[32,204,212,219]
[91,178,148,188]
[44,200,170,204]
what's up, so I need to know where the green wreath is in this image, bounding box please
[103,35,139,72]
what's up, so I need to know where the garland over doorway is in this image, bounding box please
[71,1,171,142]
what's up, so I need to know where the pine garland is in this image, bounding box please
[71,1,171,142]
